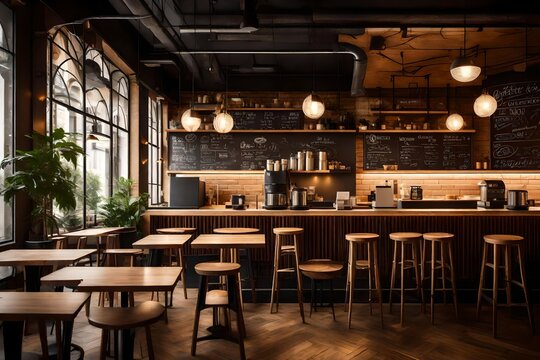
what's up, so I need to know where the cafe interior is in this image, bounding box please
[1,0,540,359]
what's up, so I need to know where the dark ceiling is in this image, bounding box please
[71,1,540,93]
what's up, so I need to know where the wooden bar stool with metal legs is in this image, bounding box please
[88,301,165,360]
[269,227,305,323]
[345,233,383,329]
[192,262,246,360]
[299,259,343,320]
[389,232,425,326]
[477,234,535,337]
[153,227,196,304]
[422,232,458,325]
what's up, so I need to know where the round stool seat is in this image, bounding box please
[484,234,524,245]
[389,232,423,241]
[214,227,259,234]
[299,259,343,280]
[423,232,454,241]
[195,262,241,276]
[346,233,379,242]
[88,301,164,330]
[273,227,303,235]
[156,227,197,234]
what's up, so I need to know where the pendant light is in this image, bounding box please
[181,0,201,132]
[473,50,498,117]
[450,17,481,83]
[214,67,234,133]
[303,47,325,119]
[446,113,465,131]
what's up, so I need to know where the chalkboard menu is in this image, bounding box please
[169,132,355,171]
[229,110,303,130]
[488,77,540,169]
[363,133,472,170]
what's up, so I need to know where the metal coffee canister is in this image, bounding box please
[318,151,328,170]
[266,159,274,171]
[305,151,314,171]
[289,154,298,171]
[297,151,305,171]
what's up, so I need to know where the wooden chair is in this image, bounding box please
[88,301,165,360]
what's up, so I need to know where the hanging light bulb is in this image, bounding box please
[181,108,201,132]
[214,112,234,133]
[446,113,465,131]
[450,18,481,83]
[474,91,498,117]
[302,93,325,119]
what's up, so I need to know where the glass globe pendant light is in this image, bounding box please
[473,51,498,117]
[450,17,481,83]
[181,108,201,132]
[302,93,325,119]
[446,113,465,131]
[213,67,234,133]
[474,91,498,118]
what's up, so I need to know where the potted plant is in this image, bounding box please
[0,128,84,247]
[100,177,149,247]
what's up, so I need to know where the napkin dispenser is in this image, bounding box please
[335,191,352,210]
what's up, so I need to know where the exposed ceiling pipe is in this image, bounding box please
[339,43,367,96]
[171,49,367,96]
[118,0,201,79]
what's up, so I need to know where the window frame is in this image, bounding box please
[148,97,162,205]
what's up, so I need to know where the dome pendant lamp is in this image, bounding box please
[181,1,201,132]
[446,113,465,131]
[214,67,234,133]
[473,50,498,117]
[450,17,481,83]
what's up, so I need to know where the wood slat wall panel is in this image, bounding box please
[150,214,540,290]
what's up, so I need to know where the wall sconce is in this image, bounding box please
[140,136,148,145]
[141,158,148,165]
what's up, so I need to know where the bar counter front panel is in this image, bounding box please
[145,208,540,294]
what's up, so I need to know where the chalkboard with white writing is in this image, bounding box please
[363,133,472,170]
[229,110,303,130]
[488,76,540,169]
[168,132,355,171]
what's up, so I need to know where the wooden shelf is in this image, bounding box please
[290,170,352,174]
[358,129,476,133]
[361,169,540,174]
[370,109,449,115]
[167,170,264,174]
[228,107,301,111]
[166,129,356,133]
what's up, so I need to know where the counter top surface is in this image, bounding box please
[146,205,540,216]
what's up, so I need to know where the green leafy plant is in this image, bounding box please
[0,128,84,240]
[100,177,149,234]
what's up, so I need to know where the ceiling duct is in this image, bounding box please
[339,43,367,97]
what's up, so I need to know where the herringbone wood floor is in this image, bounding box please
[3,288,540,360]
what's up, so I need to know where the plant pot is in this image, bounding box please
[117,228,138,248]
[24,239,55,249]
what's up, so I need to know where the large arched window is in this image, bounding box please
[0,3,14,245]
[47,28,129,231]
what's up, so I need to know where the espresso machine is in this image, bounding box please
[264,170,289,210]
[477,180,506,209]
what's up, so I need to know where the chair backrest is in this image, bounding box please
[105,234,120,250]
[76,236,88,249]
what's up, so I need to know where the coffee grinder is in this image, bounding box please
[264,170,289,210]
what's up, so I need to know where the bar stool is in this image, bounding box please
[299,259,342,320]
[192,262,245,360]
[88,301,165,360]
[270,227,305,323]
[345,233,383,329]
[477,234,535,337]
[422,232,458,325]
[154,227,196,302]
[213,227,259,303]
[389,232,424,326]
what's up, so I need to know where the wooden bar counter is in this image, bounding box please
[144,206,540,292]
